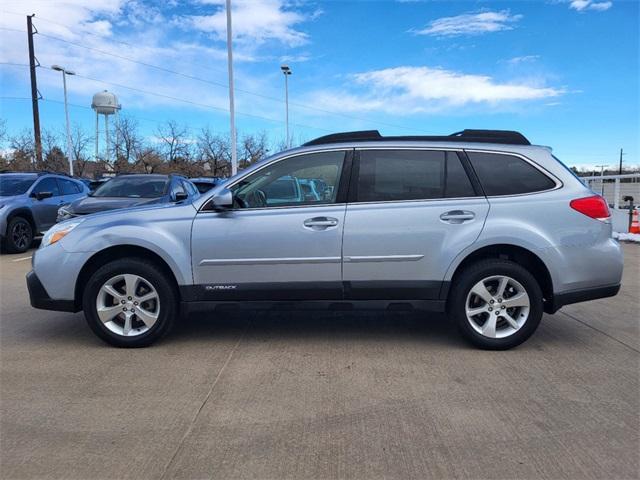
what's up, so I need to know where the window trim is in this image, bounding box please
[199,148,352,212]
[464,148,563,198]
[348,147,480,205]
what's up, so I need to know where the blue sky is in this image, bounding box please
[1,0,638,169]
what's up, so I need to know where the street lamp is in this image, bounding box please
[225,0,237,176]
[595,164,608,196]
[280,64,292,147]
[51,64,75,176]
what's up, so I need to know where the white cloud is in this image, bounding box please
[175,0,313,47]
[569,0,612,11]
[413,10,522,37]
[307,66,564,115]
[0,0,313,122]
[507,55,540,64]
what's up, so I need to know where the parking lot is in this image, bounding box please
[0,245,638,480]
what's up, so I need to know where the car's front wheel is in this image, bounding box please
[448,259,543,350]
[4,216,33,253]
[83,258,177,347]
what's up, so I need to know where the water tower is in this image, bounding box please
[91,90,121,162]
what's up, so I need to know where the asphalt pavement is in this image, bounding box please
[0,245,638,479]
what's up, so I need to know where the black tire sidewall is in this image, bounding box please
[6,217,33,253]
[83,258,177,347]
[450,259,543,350]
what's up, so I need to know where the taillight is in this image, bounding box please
[570,195,610,221]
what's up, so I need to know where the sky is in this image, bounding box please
[0,0,638,170]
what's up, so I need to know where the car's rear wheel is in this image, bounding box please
[4,216,33,253]
[83,258,177,347]
[448,259,543,350]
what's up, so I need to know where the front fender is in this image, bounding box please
[59,204,196,285]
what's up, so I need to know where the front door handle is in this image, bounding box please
[440,210,475,224]
[304,217,339,230]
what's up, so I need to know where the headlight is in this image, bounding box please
[57,206,71,219]
[41,219,84,248]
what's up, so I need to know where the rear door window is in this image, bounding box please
[354,150,476,202]
[467,152,556,196]
[59,179,82,195]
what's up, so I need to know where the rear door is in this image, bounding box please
[342,148,489,300]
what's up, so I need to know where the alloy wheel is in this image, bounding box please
[465,275,530,339]
[11,222,31,250]
[96,274,160,337]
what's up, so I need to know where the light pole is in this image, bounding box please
[595,164,608,196]
[280,65,292,147]
[225,0,237,176]
[51,64,75,176]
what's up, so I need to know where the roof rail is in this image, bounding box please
[303,129,531,147]
[0,170,71,176]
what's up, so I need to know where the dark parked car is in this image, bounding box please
[190,177,224,194]
[78,177,111,193]
[57,174,199,222]
[0,171,89,253]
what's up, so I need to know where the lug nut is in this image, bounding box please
[495,311,500,315]
[122,307,127,312]
[128,296,132,300]
[134,301,138,306]
[488,307,493,311]
[121,300,126,304]
[498,298,503,303]
[490,300,495,304]
[501,305,506,309]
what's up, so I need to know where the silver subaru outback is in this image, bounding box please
[26,130,623,349]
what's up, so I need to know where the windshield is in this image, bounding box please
[92,176,168,198]
[0,175,37,196]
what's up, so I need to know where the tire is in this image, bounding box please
[448,259,543,350]
[4,216,33,253]
[82,257,177,347]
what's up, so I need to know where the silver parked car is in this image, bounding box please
[26,130,623,349]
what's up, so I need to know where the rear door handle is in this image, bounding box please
[304,217,339,230]
[440,210,475,224]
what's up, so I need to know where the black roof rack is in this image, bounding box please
[303,129,531,147]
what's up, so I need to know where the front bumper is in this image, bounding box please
[26,270,79,312]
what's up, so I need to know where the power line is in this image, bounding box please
[7,18,426,133]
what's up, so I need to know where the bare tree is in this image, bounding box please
[114,116,141,172]
[9,129,36,170]
[135,147,164,174]
[239,131,269,169]
[155,121,191,165]
[195,127,231,177]
[70,124,93,177]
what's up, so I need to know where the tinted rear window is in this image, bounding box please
[467,152,556,196]
[355,150,476,202]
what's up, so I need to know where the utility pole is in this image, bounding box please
[225,0,237,176]
[618,148,625,175]
[27,15,42,165]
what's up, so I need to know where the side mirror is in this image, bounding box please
[32,191,53,201]
[211,188,233,210]
[174,192,188,202]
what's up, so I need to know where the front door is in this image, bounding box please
[342,148,489,300]
[191,150,350,300]
[30,177,64,232]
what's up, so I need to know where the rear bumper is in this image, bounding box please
[26,270,79,312]
[546,283,621,314]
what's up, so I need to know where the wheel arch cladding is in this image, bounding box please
[446,244,553,311]
[6,208,36,233]
[74,245,180,310]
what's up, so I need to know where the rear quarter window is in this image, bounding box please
[467,152,556,196]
